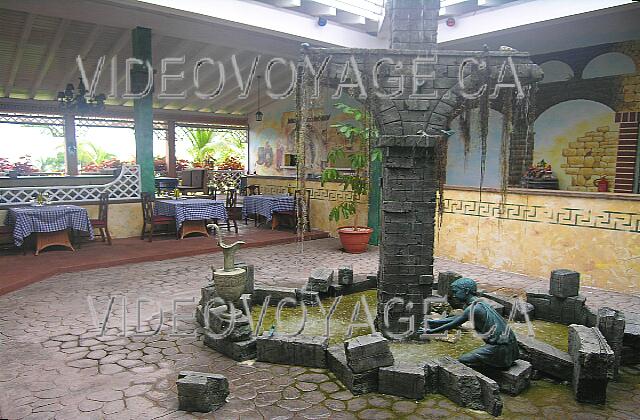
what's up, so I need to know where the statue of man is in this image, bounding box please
[423,278,519,370]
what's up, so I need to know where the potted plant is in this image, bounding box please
[321,103,380,253]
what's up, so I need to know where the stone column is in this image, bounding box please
[374,135,437,335]
[166,120,177,178]
[132,26,155,194]
[63,113,78,176]
[388,0,440,50]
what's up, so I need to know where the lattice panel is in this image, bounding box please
[0,165,141,207]
[208,170,244,189]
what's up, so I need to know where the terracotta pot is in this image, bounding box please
[338,226,373,254]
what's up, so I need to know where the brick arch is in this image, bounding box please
[535,77,621,118]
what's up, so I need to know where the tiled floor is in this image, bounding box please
[0,238,638,419]
[0,224,328,296]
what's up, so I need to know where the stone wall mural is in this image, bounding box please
[533,100,618,191]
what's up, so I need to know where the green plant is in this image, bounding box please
[185,128,215,164]
[321,103,380,230]
[37,152,66,172]
[77,141,116,166]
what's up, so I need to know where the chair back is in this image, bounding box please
[225,188,237,208]
[247,184,261,196]
[97,192,110,222]
[141,192,154,223]
[180,171,192,187]
[191,169,207,188]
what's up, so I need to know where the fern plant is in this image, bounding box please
[321,103,380,231]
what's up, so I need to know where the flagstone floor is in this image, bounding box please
[1,238,639,419]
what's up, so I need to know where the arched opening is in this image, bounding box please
[539,60,575,84]
[582,52,636,79]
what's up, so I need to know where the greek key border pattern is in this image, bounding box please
[443,198,640,234]
[257,184,368,204]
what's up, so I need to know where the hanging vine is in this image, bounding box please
[435,135,449,230]
[458,103,472,167]
[478,68,490,200]
[499,91,513,217]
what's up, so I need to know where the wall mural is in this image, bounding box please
[446,108,504,189]
[249,96,357,176]
[533,100,618,192]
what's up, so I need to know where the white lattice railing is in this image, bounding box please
[0,165,141,207]
[208,170,244,190]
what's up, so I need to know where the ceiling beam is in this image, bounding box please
[159,44,227,109]
[265,0,302,7]
[3,13,35,98]
[30,19,70,99]
[58,24,104,91]
[171,48,251,111]
[302,1,337,16]
[334,10,366,25]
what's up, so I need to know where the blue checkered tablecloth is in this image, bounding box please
[5,205,94,247]
[242,195,295,221]
[154,198,228,230]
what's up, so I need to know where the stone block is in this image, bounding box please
[568,325,614,404]
[490,360,532,396]
[621,345,640,365]
[203,331,256,361]
[338,265,354,285]
[297,287,320,306]
[437,271,462,298]
[177,371,228,413]
[256,333,328,368]
[378,363,426,400]
[326,345,378,395]
[206,307,252,342]
[517,335,573,381]
[235,262,254,294]
[344,333,394,373]
[423,358,440,394]
[436,357,503,417]
[251,286,297,305]
[307,268,334,293]
[623,315,640,349]
[342,274,377,294]
[597,307,625,379]
[549,269,580,298]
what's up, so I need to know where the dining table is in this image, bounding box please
[242,194,295,228]
[5,204,94,255]
[154,198,228,239]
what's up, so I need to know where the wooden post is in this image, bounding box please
[63,113,79,176]
[166,120,177,178]
[132,27,155,194]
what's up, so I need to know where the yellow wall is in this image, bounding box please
[247,177,368,237]
[435,188,640,294]
[1,202,143,240]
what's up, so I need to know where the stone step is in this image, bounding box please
[177,371,229,413]
[203,331,256,362]
[487,359,532,396]
[251,286,298,305]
